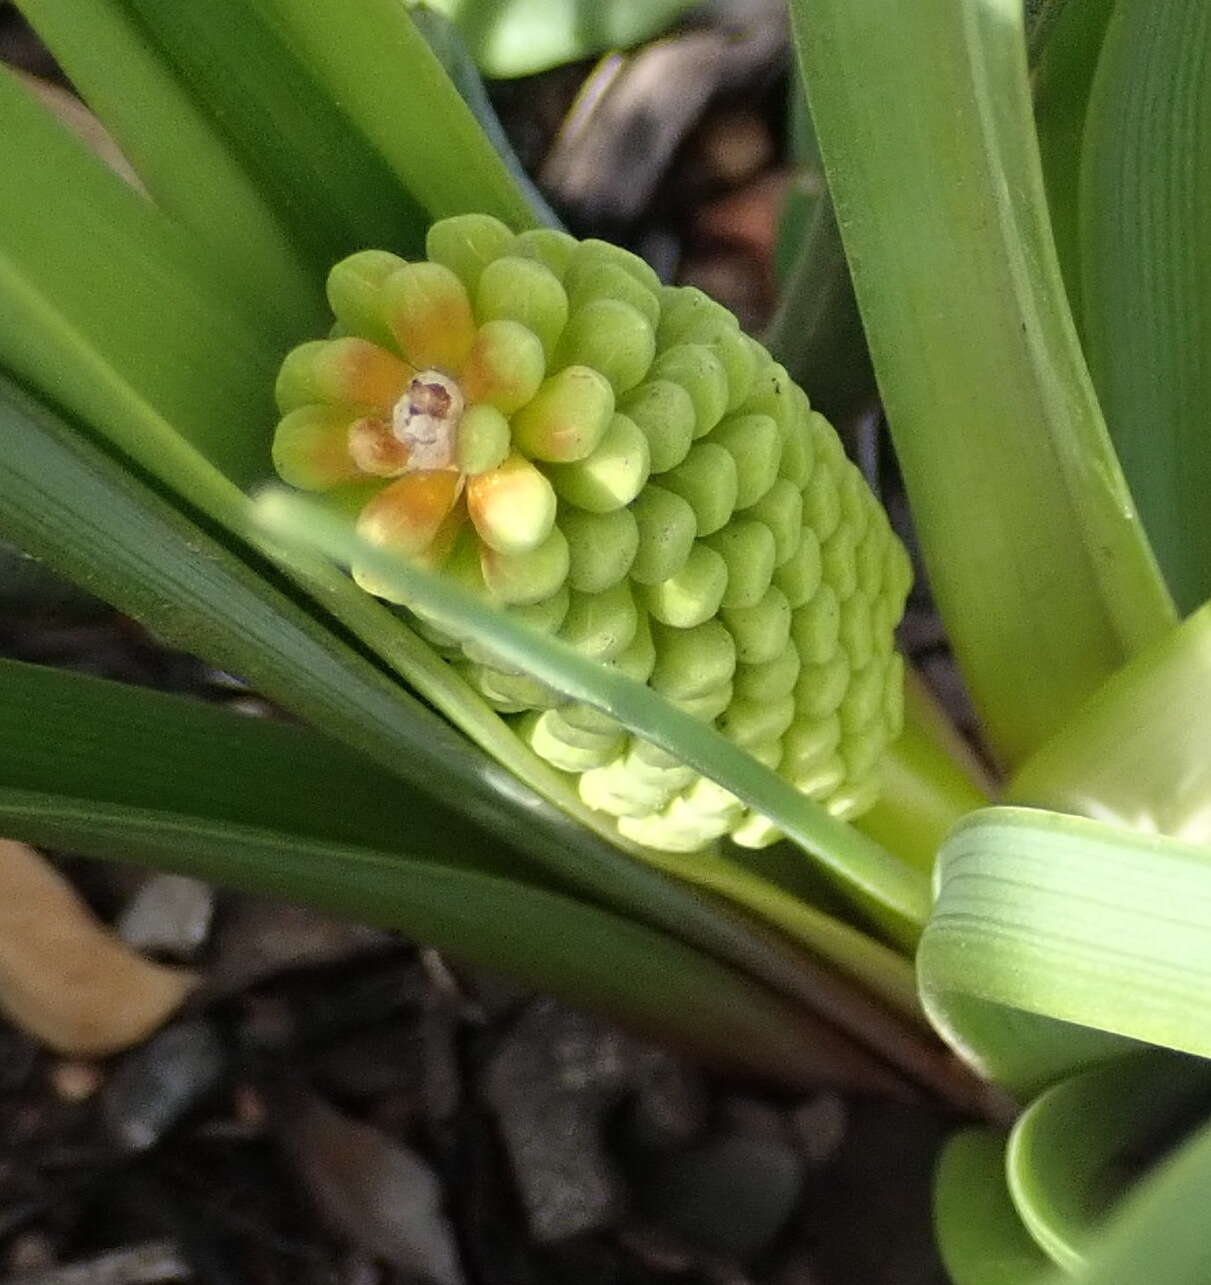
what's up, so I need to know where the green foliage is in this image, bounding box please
[790,0,1174,770]
[417,0,702,78]
[3,0,1211,1276]
[1080,0,1211,613]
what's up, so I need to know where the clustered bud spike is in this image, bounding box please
[270,214,914,853]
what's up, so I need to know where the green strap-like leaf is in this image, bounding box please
[16,0,323,326]
[0,657,497,866]
[765,79,873,422]
[934,1130,1055,1285]
[0,788,895,1094]
[1080,0,1211,613]
[255,490,932,946]
[252,0,543,228]
[919,806,1211,1098]
[0,376,942,1083]
[1030,0,1116,322]
[408,5,562,229]
[11,650,917,1023]
[789,0,1175,768]
[0,68,286,487]
[92,0,431,271]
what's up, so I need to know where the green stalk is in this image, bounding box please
[790,0,1175,768]
[857,672,991,875]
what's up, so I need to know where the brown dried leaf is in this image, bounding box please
[0,840,198,1055]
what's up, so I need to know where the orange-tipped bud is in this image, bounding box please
[383,261,476,373]
[456,404,511,476]
[356,469,463,561]
[347,416,410,477]
[467,453,557,555]
[272,406,364,491]
[275,337,412,415]
[326,249,407,350]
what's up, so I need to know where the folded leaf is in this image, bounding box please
[1006,1051,1211,1273]
[934,1130,1055,1285]
[920,807,1211,1097]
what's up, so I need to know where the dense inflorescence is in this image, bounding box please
[271,214,911,852]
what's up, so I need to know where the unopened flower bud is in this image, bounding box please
[269,215,914,851]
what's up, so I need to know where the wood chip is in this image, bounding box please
[541,7,787,226]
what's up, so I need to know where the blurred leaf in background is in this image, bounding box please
[416,0,704,77]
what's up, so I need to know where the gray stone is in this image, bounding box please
[117,875,214,960]
[619,1051,710,1155]
[102,1020,226,1151]
[788,1094,848,1171]
[480,998,638,1242]
[639,1132,804,1262]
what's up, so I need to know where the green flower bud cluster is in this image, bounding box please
[271,214,912,853]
